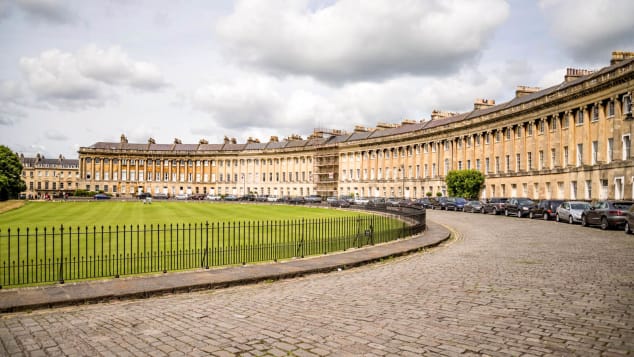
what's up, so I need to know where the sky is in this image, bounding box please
[1,0,633,159]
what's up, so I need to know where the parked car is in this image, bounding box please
[288,196,305,204]
[255,195,269,202]
[175,193,189,200]
[367,197,387,209]
[534,199,564,220]
[504,198,537,218]
[206,194,221,201]
[482,197,508,215]
[624,205,634,234]
[556,201,591,224]
[304,195,322,204]
[239,194,256,201]
[189,194,206,200]
[445,197,467,211]
[153,192,168,199]
[93,193,111,200]
[414,197,435,209]
[329,199,351,208]
[581,200,634,230]
[353,197,370,205]
[431,197,449,210]
[326,196,338,204]
[386,197,401,207]
[463,200,483,213]
[224,194,239,201]
[266,195,280,202]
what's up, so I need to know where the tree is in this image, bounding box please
[445,169,485,200]
[0,146,26,201]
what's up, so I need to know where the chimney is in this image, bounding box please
[564,68,594,82]
[401,119,417,125]
[270,135,279,142]
[223,136,231,144]
[474,98,496,110]
[285,134,302,141]
[430,110,457,121]
[198,138,208,144]
[148,137,156,144]
[58,154,64,162]
[173,138,182,144]
[354,125,369,132]
[230,137,237,144]
[375,122,398,130]
[120,134,128,143]
[515,86,540,98]
[610,51,634,65]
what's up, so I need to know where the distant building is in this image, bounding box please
[73,51,633,200]
[20,154,80,199]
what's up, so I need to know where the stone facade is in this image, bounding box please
[78,52,634,200]
[19,154,80,199]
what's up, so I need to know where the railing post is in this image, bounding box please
[58,225,64,284]
[204,221,209,269]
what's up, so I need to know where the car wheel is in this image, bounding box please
[480,208,485,214]
[581,215,588,227]
[625,222,632,234]
[517,210,522,218]
[504,209,509,216]
[543,213,549,221]
[556,214,560,222]
[600,217,609,230]
[529,212,534,219]
[569,216,574,224]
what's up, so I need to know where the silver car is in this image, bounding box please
[556,201,591,224]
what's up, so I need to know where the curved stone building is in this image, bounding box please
[79,52,634,200]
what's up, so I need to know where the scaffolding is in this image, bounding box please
[311,129,344,198]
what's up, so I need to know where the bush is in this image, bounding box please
[445,170,485,200]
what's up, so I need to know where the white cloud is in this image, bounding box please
[538,0,634,62]
[77,45,168,90]
[217,0,510,83]
[15,45,167,109]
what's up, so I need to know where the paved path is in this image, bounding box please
[1,211,633,356]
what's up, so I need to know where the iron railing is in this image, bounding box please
[0,208,425,288]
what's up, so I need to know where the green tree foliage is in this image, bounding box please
[445,169,485,200]
[0,146,26,201]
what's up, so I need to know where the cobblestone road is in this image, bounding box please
[1,211,633,356]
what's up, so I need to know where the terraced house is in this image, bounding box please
[78,51,634,201]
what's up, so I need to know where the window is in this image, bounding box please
[516,154,521,172]
[577,109,584,125]
[506,129,511,140]
[495,131,501,142]
[495,156,500,173]
[485,133,490,144]
[527,124,533,136]
[623,95,632,115]
[458,161,462,170]
[623,135,631,160]
[585,180,592,200]
[444,141,449,151]
[577,144,583,166]
[527,152,532,171]
[444,159,450,175]
[516,127,521,138]
[608,100,615,117]
[539,150,544,170]
[592,141,598,164]
[564,146,569,166]
[476,159,480,171]
[607,138,614,163]
[570,181,577,200]
[592,106,599,122]
[505,155,510,172]
[551,117,557,130]
[485,158,490,173]
[563,115,569,128]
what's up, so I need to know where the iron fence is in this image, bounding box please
[0,209,425,288]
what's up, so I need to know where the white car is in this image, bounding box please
[206,195,221,201]
[175,193,189,200]
[556,201,590,224]
[267,195,280,202]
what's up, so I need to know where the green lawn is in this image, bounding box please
[0,201,361,230]
[0,201,406,287]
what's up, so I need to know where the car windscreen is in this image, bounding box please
[571,203,589,209]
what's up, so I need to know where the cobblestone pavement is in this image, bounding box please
[1,210,633,356]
